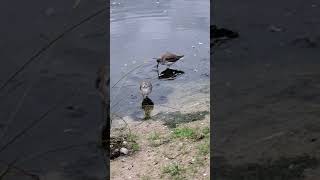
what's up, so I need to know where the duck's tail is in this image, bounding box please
[177,55,184,59]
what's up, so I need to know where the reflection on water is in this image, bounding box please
[111,0,209,124]
[141,97,154,120]
[158,68,184,80]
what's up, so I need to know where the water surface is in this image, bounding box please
[110,0,210,125]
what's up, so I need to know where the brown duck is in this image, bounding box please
[153,52,184,69]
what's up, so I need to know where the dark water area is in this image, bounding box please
[0,0,106,179]
[110,0,210,125]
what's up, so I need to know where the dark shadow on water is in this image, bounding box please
[212,155,319,180]
[158,68,184,80]
[141,97,154,120]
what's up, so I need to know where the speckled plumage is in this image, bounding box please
[140,80,152,98]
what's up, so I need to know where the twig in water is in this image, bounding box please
[110,113,131,134]
[0,83,34,141]
[0,7,107,93]
[0,157,19,180]
[111,63,147,89]
[0,160,39,180]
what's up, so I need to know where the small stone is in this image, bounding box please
[203,173,207,176]
[123,141,128,145]
[120,147,129,155]
[192,46,196,48]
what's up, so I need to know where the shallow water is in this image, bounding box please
[111,0,210,124]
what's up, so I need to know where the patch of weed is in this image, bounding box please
[153,111,209,128]
[198,140,210,156]
[162,162,185,178]
[173,127,196,139]
[148,132,165,147]
[131,142,140,152]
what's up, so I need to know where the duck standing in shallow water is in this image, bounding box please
[154,52,184,69]
[140,80,152,98]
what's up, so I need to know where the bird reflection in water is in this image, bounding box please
[158,68,185,80]
[141,97,154,120]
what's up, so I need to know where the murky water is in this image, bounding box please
[111,0,210,125]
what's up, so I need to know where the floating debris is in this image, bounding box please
[291,36,318,48]
[268,25,284,32]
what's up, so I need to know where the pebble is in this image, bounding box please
[123,141,128,145]
[120,147,129,155]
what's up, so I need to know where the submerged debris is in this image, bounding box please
[291,36,319,48]
[211,25,239,47]
[213,155,319,180]
[153,111,209,128]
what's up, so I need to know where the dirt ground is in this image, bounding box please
[110,113,210,180]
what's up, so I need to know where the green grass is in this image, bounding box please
[172,126,209,141]
[127,132,139,152]
[198,127,210,155]
[140,176,151,180]
[148,131,163,147]
[202,127,210,136]
[197,140,210,155]
[162,162,185,178]
[131,142,140,152]
[127,132,139,142]
[173,127,196,139]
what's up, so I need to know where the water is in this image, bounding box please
[110,0,210,125]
